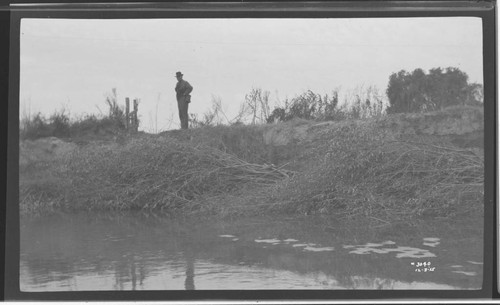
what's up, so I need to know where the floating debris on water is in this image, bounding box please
[347,241,395,248]
[452,270,477,276]
[255,238,281,244]
[345,241,435,258]
[423,242,440,247]
[292,243,316,247]
[303,246,335,252]
[365,242,385,247]
[348,247,388,255]
[423,237,440,247]
[423,237,440,242]
[393,247,436,258]
[106,238,125,242]
[343,241,393,250]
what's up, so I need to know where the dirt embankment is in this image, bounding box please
[20,137,78,168]
[20,106,483,166]
[262,105,484,218]
[262,105,483,149]
[19,105,484,218]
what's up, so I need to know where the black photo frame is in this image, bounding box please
[1,0,497,302]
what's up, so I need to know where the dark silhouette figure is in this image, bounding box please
[175,71,193,129]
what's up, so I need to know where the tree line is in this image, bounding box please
[21,66,484,138]
[386,67,483,114]
[252,66,482,124]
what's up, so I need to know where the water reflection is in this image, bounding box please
[184,246,195,290]
[20,212,483,291]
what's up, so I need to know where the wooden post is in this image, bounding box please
[133,99,139,132]
[125,97,130,131]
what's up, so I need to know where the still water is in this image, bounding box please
[20,212,483,291]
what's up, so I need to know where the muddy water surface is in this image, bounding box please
[20,212,483,291]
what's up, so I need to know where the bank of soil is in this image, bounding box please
[19,106,484,220]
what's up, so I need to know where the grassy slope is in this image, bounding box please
[19,106,484,220]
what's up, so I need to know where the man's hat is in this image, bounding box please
[175,71,183,77]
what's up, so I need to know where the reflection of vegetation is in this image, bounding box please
[184,249,195,290]
[112,255,146,290]
[21,213,195,291]
[20,213,483,290]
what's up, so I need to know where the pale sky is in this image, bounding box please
[19,17,483,132]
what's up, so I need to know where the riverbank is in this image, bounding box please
[19,105,484,221]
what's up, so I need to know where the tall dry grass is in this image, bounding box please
[269,119,483,220]
[63,135,291,213]
[20,106,484,220]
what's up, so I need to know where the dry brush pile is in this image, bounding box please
[64,136,292,212]
[270,120,484,220]
[20,106,484,220]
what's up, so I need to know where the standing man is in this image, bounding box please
[175,71,193,129]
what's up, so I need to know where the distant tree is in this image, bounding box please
[386,67,482,114]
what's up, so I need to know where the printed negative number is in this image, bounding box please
[411,261,432,267]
